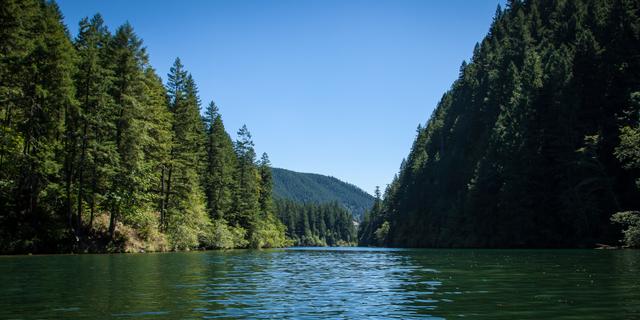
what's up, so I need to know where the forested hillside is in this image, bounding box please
[0,0,288,253]
[360,0,640,248]
[275,199,357,246]
[272,168,374,220]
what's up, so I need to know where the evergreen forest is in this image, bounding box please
[359,0,640,248]
[0,0,289,253]
[275,199,357,246]
[272,167,374,220]
[3,0,640,253]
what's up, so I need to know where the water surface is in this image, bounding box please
[1,247,639,319]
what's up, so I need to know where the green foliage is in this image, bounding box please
[614,93,640,189]
[0,2,286,253]
[166,189,209,250]
[611,211,640,248]
[360,0,640,248]
[202,219,248,249]
[231,125,260,228]
[163,58,208,237]
[272,168,374,220]
[615,125,640,172]
[258,153,274,215]
[73,13,116,237]
[203,102,236,220]
[374,221,390,246]
[0,0,77,252]
[276,199,357,246]
[611,92,640,247]
[250,216,291,249]
[358,186,384,245]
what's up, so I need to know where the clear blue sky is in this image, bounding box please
[57,0,503,195]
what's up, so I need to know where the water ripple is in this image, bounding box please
[0,248,639,319]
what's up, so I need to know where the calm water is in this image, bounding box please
[1,248,639,319]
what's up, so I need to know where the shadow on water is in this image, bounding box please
[0,248,639,319]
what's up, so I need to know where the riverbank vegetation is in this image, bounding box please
[275,199,357,246]
[359,0,640,248]
[0,0,289,253]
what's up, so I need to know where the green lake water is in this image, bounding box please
[0,247,639,319]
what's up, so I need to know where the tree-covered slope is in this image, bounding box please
[359,0,640,248]
[0,0,288,253]
[272,168,374,220]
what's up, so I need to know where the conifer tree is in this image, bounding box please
[258,153,274,215]
[160,58,187,228]
[5,1,77,251]
[73,14,113,236]
[203,101,236,220]
[107,23,148,239]
[232,125,260,229]
[164,58,209,249]
[140,67,173,224]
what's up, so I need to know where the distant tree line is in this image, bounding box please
[272,168,374,220]
[359,0,640,248]
[275,199,357,246]
[0,0,288,253]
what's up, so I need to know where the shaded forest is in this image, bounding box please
[0,0,288,253]
[360,0,640,248]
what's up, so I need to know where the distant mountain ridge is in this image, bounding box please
[271,168,374,220]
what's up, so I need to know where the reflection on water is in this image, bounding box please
[0,247,639,319]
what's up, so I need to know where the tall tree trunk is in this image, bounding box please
[76,76,91,235]
[160,166,166,229]
[163,165,172,231]
[108,207,117,240]
[65,170,73,231]
[64,103,76,235]
[89,125,98,232]
[76,121,88,236]
[89,162,97,231]
[0,102,13,169]
[22,95,36,218]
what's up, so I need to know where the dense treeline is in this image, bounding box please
[358,187,388,246]
[275,199,357,246]
[272,168,374,220]
[0,0,288,253]
[360,0,640,248]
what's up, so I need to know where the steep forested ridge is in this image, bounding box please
[360,0,640,248]
[272,168,374,220]
[0,0,288,253]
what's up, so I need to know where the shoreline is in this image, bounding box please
[1,245,633,257]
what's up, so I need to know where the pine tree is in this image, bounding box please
[164,58,209,249]
[73,14,113,236]
[258,152,274,215]
[357,186,382,245]
[232,125,259,229]
[106,22,151,239]
[160,58,187,228]
[0,0,80,252]
[140,67,173,225]
[203,101,236,220]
